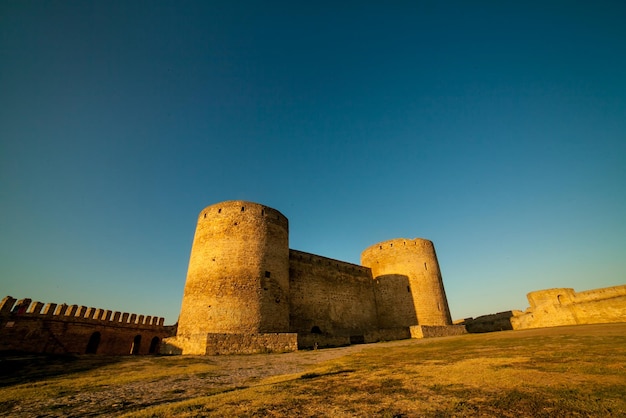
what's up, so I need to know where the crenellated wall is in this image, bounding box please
[0,296,173,355]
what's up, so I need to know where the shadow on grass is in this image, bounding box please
[299,369,356,379]
[0,352,127,387]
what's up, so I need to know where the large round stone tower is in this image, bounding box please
[175,201,291,353]
[361,238,452,326]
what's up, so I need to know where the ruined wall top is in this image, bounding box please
[0,296,166,328]
[526,285,626,308]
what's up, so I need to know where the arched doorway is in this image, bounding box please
[130,335,142,355]
[86,332,101,354]
[148,337,160,354]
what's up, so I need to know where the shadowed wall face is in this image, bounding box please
[177,201,289,337]
[288,250,378,337]
[373,274,418,328]
[361,238,452,326]
[0,296,170,355]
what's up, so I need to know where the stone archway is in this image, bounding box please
[131,335,142,355]
[148,336,160,354]
[86,332,101,354]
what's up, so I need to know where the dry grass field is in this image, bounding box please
[1,323,625,417]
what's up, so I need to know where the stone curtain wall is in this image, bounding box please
[458,285,626,333]
[0,296,171,355]
[288,250,379,348]
[409,325,467,338]
[511,285,626,329]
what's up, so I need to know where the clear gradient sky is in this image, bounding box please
[1,1,625,324]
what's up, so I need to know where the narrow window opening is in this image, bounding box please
[265,271,271,278]
[241,206,245,212]
[261,209,265,215]
[424,262,427,270]
[390,243,393,247]
[218,208,222,213]
[203,213,206,218]
[407,286,411,293]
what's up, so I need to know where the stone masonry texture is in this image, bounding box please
[0,296,172,355]
[165,200,463,354]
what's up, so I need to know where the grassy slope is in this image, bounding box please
[130,325,626,417]
[1,324,625,417]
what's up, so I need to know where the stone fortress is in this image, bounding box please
[163,200,465,355]
[1,199,624,355]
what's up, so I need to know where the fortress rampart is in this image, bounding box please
[510,285,626,329]
[288,249,384,348]
[163,200,465,355]
[0,296,172,355]
[458,285,626,332]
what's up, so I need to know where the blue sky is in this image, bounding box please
[1,1,625,323]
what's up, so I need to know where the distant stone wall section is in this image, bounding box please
[0,296,172,355]
[455,311,521,333]
[511,285,626,329]
[457,285,626,333]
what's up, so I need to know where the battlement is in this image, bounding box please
[1,296,165,328]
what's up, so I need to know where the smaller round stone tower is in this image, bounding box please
[361,238,452,326]
[176,201,290,353]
